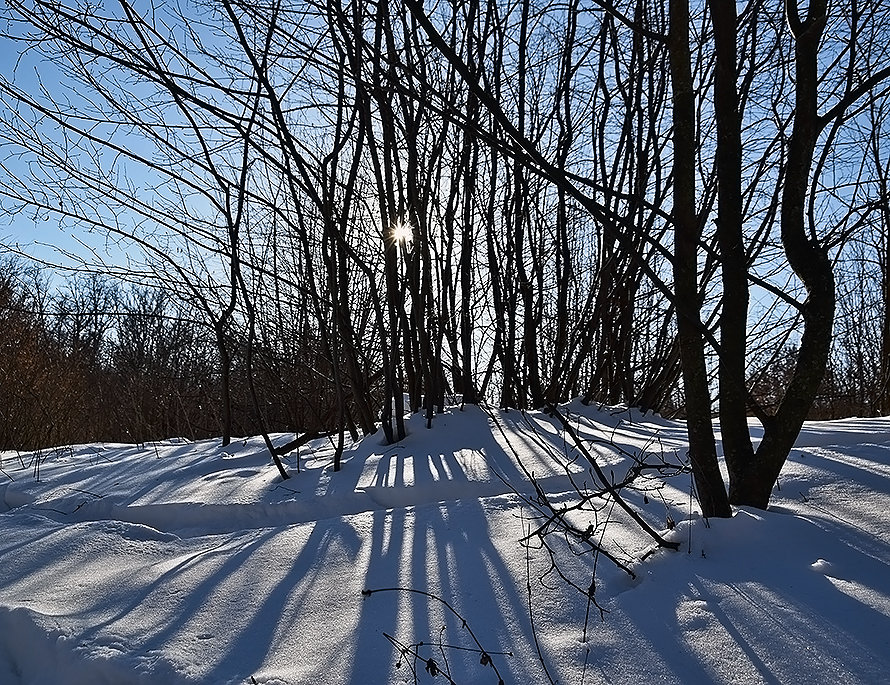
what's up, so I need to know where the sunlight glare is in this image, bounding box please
[391,218,413,244]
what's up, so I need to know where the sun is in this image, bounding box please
[391,218,413,244]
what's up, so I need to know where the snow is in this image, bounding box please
[1,404,889,684]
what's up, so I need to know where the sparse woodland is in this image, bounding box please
[2,0,890,512]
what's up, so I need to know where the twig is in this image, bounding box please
[363,587,508,683]
[522,510,558,685]
[382,632,458,685]
[549,406,680,551]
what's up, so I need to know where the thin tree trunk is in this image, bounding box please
[709,0,757,474]
[669,0,732,518]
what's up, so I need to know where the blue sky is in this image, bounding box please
[1,24,135,273]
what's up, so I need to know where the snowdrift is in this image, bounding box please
[1,404,889,684]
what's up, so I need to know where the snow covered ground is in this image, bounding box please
[1,403,889,684]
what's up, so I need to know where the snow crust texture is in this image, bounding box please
[1,405,889,684]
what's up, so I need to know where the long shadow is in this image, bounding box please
[491,408,684,542]
[13,406,889,683]
[344,417,567,684]
[615,509,890,685]
[202,517,364,682]
[65,514,367,682]
[348,498,559,684]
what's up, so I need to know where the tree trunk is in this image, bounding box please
[709,0,757,475]
[669,0,732,518]
[728,0,834,507]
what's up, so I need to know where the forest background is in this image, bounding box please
[1,0,890,513]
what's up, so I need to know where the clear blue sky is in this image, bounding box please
[1,27,131,273]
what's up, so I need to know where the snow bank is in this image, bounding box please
[1,404,889,684]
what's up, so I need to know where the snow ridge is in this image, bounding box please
[1,405,889,684]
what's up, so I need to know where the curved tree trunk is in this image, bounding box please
[728,0,834,507]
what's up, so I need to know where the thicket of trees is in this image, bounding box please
[2,0,890,511]
[0,260,337,448]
